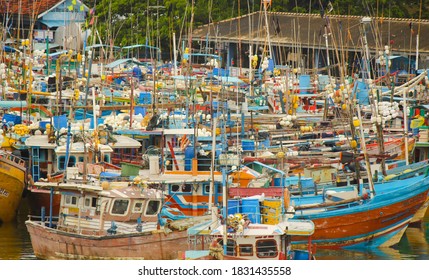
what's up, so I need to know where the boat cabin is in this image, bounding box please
[40,181,164,235]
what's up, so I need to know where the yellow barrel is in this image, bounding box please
[261,199,282,225]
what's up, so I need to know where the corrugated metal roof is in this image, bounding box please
[193,11,429,54]
[0,0,62,15]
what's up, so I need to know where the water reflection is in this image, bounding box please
[315,216,429,260]
[0,199,429,260]
[0,198,35,260]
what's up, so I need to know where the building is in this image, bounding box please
[191,11,429,76]
[1,0,89,49]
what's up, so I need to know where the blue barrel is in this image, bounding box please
[241,198,260,223]
[293,250,310,260]
[273,177,285,187]
[40,81,47,92]
[227,199,241,216]
[139,92,152,104]
[184,147,194,171]
[299,74,311,94]
[242,140,255,151]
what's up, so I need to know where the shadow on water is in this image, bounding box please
[0,197,36,260]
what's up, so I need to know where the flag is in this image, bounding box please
[89,16,95,25]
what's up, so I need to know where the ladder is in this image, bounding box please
[32,146,40,182]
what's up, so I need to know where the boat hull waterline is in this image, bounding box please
[25,221,192,260]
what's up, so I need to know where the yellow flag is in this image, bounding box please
[72,0,77,5]
[68,5,73,11]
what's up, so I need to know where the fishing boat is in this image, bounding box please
[0,150,27,224]
[25,176,209,260]
[290,173,429,248]
[184,199,315,260]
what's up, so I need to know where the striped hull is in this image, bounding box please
[26,221,193,260]
[165,194,223,216]
[0,156,26,224]
[292,176,429,248]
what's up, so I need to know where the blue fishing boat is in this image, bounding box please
[291,174,429,248]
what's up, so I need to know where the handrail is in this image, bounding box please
[0,152,26,167]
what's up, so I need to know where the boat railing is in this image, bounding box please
[112,152,144,166]
[0,152,26,167]
[163,153,219,172]
[27,214,59,228]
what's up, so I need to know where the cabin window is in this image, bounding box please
[171,184,180,192]
[239,244,253,256]
[103,154,110,163]
[78,156,84,162]
[145,200,161,216]
[84,197,97,209]
[217,238,236,256]
[204,184,222,194]
[182,184,192,193]
[132,200,144,213]
[256,239,278,258]
[58,156,76,170]
[64,195,79,206]
[111,199,129,215]
[204,184,210,194]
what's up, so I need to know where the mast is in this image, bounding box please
[357,105,375,198]
[262,0,273,60]
[208,117,217,213]
[415,0,423,71]
[403,87,410,165]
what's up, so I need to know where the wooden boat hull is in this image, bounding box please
[0,155,26,224]
[292,176,429,248]
[25,221,192,260]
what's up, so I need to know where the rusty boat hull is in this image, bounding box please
[26,221,192,260]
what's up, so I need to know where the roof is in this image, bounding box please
[110,135,142,149]
[85,44,121,51]
[193,11,429,54]
[105,58,146,69]
[122,44,161,52]
[0,0,62,15]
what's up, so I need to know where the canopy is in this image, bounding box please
[105,58,146,69]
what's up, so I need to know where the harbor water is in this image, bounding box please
[1,197,429,260]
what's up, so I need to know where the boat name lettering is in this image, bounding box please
[0,188,9,197]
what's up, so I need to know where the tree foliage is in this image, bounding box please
[81,0,428,60]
